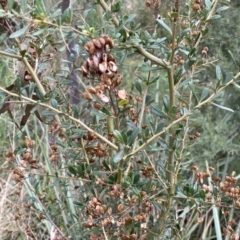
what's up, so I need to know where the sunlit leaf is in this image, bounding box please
[156,19,172,35]
[113,148,124,163]
[211,102,234,112]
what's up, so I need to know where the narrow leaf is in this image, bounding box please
[216,65,222,81]
[111,1,121,12]
[156,19,172,35]
[228,50,237,67]
[128,127,139,146]
[200,88,210,102]
[9,26,28,39]
[188,83,199,102]
[113,149,124,163]
[151,103,167,118]
[205,0,212,10]
[211,102,234,112]
[113,130,125,145]
[216,6,229,12]
[135,81,142,94]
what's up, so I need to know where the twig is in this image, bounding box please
[0,87,119,150]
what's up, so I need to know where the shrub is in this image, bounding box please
[0,0,240,239]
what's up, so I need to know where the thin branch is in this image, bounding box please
[194,72,240,109]
[194,0,219,48]
[123,72,240,160]
[98,0,169,68]
[143,150,168,189]
[0,50,22,60]
[0,87,119,150]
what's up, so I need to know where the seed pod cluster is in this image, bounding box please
[173,55,185,68]
[82,35,123,102]
[82,35,116,77]
[189,131,200,140]
[192,0,204,11]
[201,46,209,57]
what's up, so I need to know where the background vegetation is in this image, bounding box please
[0,0,240,239]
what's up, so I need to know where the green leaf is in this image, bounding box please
[133,173,140,184]
[200,88,210,102]
[111,1,121,12]
[28,82,35,98]
[210,15,221,20]
[1,65,6,80]
[62,8,73,24]
[113,130,126,145]
[128,127,139,146]
[224,72,233,84]
[68,166,77,176]
[151,103,167,118]
[205,0,212,10]
[216,6,229,12]
[113,148,124,163]
[34,0,46,16]
[9,26,28,39]
[163,96,169,112]
[138,65,163,72]
[7,0,15,11]
[154,37,167,44]
[41,109,55,116]
[228,50,237,67]
[211,102,234,112]
[20,0,27,12]
[156,19,172,35]
[188,83,199,102]
[135,81,142,94]
[50,99,58,109]
[216,65,222,81]
[72,105,79,118]
[118,99,129,107]
[101,106,112,116]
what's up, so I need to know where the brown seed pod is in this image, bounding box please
[170,43,178,49]
[104,78,112,86]
[108,61,118,72]
[178,59,185,65]
[83,91,93,101]
[89,45,96,55]
[98,37,106,47]
[98,61,108,73]
[94,102,102,110]
[203,46,209,52]
[84,42,93,52]
[195,132,201,137]
[82,63,88,77]
[101,34,114,48]
[87,86,97,94]
[192,30,199,36]
[107,54,116,62]
[201,49,207,56]
[192,3,200,11]
[92,39,102,49]
[145,1,151,7]
[92,55,99,69]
